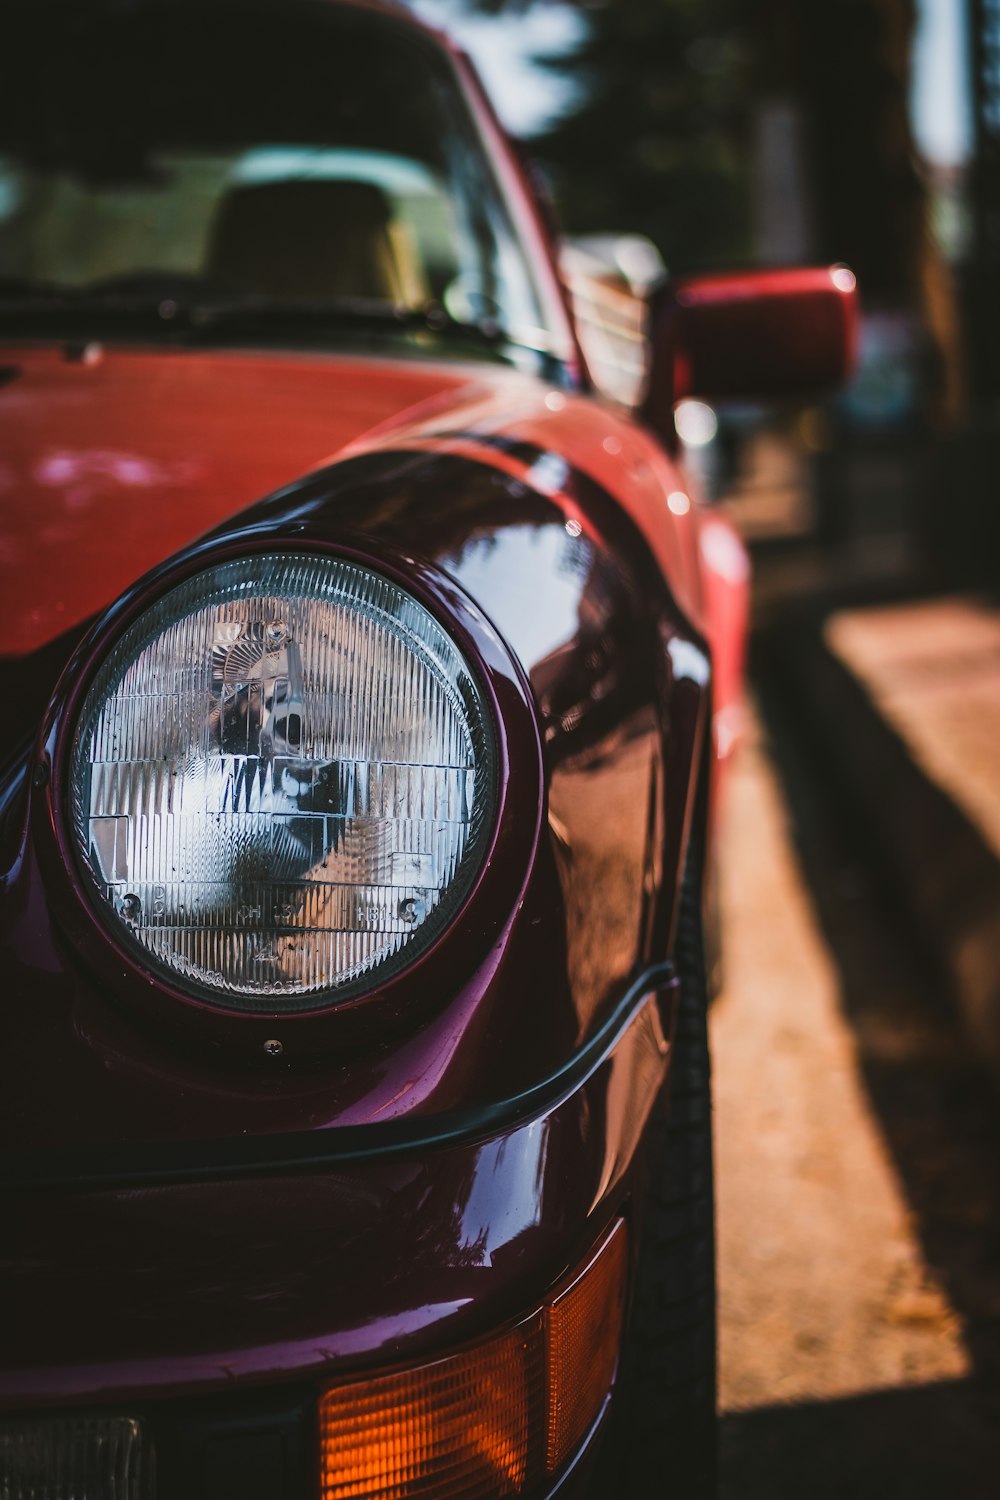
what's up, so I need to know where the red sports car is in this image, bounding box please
[0,2,855,1496]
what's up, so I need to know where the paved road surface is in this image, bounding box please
[714,687,1000,1498]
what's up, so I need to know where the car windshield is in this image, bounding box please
[0,0,560,369]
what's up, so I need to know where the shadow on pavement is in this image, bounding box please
[723,1379,1000,1500]
[768,593,1000,1073]
[721,648,1000,1497]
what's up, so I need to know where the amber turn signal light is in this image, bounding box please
[318,1219,627,1499]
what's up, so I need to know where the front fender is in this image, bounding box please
[1,442,709,1160]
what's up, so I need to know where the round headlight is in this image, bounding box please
[69,552,496,1013]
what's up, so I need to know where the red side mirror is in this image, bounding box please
[643,265,859,443]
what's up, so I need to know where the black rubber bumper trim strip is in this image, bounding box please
[2,963,674,1192]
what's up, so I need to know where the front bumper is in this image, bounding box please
[2,978,674,1498]
[0,1387,609,1500]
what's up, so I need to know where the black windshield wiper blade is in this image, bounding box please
[0,286,539,361]
[181,296,532,361]
[0,271,237,307]
[0,271,264,325]
[187,295,510,345]
[0,288,351,340]
[187,295,427,333]
[0,277,55,299]
[0,286,188,323]
[0,280,102,308]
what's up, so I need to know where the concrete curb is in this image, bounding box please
[770,619,1000,1077]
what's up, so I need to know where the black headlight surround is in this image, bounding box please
[33,524,543,1061]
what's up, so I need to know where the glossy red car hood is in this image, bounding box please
[0,344,481,658]
[0,339,725,672]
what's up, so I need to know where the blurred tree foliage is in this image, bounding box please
[455,0,945,357]
[756,0,925,303]
[464,0,755,272]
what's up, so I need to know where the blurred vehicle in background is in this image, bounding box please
[0,2,855,1496]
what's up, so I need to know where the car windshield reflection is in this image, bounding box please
[0,2,558,368]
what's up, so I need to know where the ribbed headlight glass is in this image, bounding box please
[69,553,496,1012]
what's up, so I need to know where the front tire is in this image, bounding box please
[597,852,717,1496]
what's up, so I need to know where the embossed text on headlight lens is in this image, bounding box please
[69,554,496,1011]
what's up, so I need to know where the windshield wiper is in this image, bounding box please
[0,283,542,363]
[0,272,239,320]
[186,294,512,348]
[0,282,199,334]
[0,271,238,305]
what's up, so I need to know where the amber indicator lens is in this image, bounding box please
[0,1416,153,1499]
[320,1314,547,1499]
[318,1220,627,1498]
[546,1215,628,1468]
[69,552,495,1011]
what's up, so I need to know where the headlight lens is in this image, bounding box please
[69,552,496,1012]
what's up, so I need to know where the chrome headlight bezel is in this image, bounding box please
[67,550,498,1015]
[37,532,543,1061]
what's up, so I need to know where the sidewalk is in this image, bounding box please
[771,593,1000,1076]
